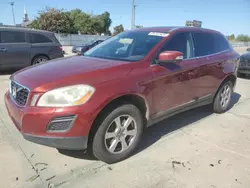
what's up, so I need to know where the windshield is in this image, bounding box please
[84,41,95,46]
[84,31,166,61]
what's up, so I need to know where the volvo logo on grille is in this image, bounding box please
[12,86,22,99]
[12,86,17,99]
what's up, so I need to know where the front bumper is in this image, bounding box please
[4,92,93,150]
[23,134,88,150]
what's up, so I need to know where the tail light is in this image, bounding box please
[59,46,65,54]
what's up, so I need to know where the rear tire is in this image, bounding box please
[32,55,49,65]
[213,81,233,114]
[92,104,144,164]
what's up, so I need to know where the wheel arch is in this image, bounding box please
[87,93,149,149]
[220,74,237,88]
[213,74,237,101]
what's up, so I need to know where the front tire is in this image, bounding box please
[213,81,233,113]
[92,104,144,164]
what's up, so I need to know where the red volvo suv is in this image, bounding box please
[5,27,239,163]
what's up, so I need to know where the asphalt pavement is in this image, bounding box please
[0,74,250,188]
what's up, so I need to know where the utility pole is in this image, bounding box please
[134,4,137,28]
[131,0,135,30]
[10,1,16,26]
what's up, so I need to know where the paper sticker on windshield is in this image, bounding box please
[148,32,169,37]
[119,38,133,44]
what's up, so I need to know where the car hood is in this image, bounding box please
[241,52,250,59]
[12,56,133,92]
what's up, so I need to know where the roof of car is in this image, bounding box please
[0,26,54,34]
[134,26,221,34]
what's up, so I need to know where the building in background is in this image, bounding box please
[23,6,31,26]
[0,5,31,28]
[185,20,202,28]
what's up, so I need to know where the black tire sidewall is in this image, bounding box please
[213,81,233,113]
[92,104,143,164]
[32,56,49,65]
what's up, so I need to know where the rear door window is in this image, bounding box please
[193,32,216,57]
[1,31,26,43]
[30,33,52,43]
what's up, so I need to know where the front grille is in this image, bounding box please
[47,115,76,132]
[239,57,250,67]
[10,81,29,106]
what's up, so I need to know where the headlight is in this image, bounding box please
[37,85,95,107]
[9,80,12,94]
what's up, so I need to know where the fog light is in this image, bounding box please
[47,115,76,132]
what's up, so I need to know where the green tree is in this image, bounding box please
[68,9,94,34]
[236,34,250,42]
[28,8,112,35]
[28,8,74,34]
[94,11,112,35]
[227,34,235,41]
[113,24,124,36]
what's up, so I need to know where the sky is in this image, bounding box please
[0,0,249,36]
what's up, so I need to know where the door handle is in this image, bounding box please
[0,48,7,52]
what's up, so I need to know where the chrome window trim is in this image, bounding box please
[188,49,231,60]
[10,79,31,107]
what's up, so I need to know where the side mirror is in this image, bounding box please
[158,51,183,63]
[247,48,250,52]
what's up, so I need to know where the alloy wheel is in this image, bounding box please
[35,58,47,64]
[220,84,232,108]
[104,115,137,154]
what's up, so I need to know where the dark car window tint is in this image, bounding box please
[159,32,194,59]
[193,32,216,56]
[31,33,52,43]
[1,31,26,43]
[213,34,230,52]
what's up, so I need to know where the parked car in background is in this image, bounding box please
[72,40,104,55]
[5,27,239,164]
[238,50,250,77]
[0,27,63,70]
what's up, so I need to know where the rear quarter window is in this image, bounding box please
[30,33,53,43]
[213,33,230,52]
